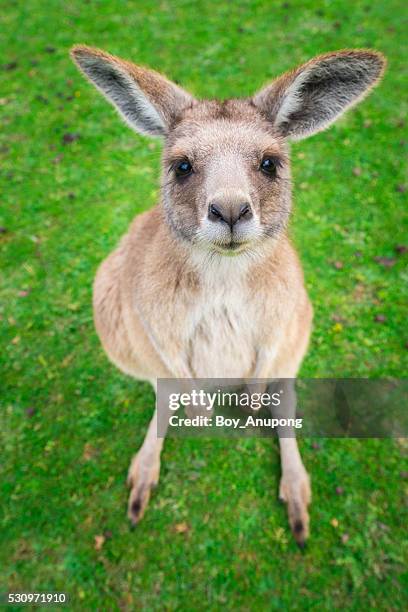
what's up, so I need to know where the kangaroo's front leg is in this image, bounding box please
[127,409,164,525]
[279,437,311,547]
[271,380,311,546]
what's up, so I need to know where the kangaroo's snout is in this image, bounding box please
[201,185,259,250]
[208,201,253,228]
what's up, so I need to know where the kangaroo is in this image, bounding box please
[71,45,385,546]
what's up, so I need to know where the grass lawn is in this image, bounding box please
[1,0,407,609]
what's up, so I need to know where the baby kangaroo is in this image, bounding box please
[71,46,385,546]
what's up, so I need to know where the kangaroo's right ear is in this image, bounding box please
[70,45,194,137]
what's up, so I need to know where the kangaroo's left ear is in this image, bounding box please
[252,50,386,141]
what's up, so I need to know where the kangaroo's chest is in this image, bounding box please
[184,279,258,378]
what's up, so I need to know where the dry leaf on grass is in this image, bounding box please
[174,522,190,534]
[82,443,97,461]
[94,535,105,551]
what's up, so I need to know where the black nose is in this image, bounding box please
[208,202,253,227]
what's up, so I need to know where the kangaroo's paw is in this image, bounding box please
[279,469,311,548]
[127,454,160,525]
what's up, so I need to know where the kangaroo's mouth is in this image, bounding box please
[213,240,250,255]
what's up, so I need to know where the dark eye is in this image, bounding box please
[175,159,193,177]
[260,156,277,177]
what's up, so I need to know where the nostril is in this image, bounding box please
[210,204,221,218]
[208,202,253,226]
[208,203,225,223]
[238,203,253,220]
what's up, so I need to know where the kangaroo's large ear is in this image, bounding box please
[253,50,386,141]
[71,45,194,137]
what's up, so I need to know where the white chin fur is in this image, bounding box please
[197,218,262,249]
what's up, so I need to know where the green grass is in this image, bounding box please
[1,0,407,609]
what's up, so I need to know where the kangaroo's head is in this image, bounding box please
[71,46,385,255]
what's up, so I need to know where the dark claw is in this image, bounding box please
[292,519,307,548]
[131,498,142,516]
